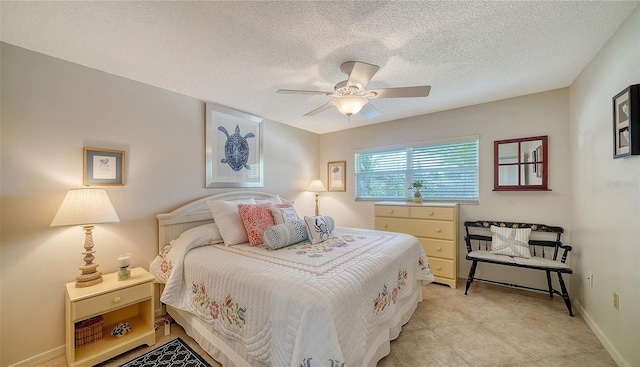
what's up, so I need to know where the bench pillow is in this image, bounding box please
[489,225,532,258]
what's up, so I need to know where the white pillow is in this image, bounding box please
[206,198,256,246]
[304,216,335,245]
[255,195,283,205]
[170,223,224,247]
[490,225,532,258]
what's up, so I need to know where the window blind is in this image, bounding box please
[355,138,479,201]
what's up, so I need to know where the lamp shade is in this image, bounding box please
[332,96,368,116]
[307,179,327,193]
[51,188,120,227]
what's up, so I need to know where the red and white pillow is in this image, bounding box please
[238,203,276,246]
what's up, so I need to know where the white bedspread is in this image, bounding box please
[152,227,433,367]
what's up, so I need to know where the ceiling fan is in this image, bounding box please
[277,61,431,120]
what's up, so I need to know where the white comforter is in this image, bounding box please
[152,227,433,367]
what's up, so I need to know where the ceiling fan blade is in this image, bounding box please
[342,61,379,90]
[369,86,431,99]
[303,102,333,116]
[277,89,333,95]
[359,103,381,119]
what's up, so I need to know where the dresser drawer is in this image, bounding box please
[410,206,455,221]
[74,283,151,320]
[418,238,455,260]
[429,258,455,279]
[374,205,410,218]
[375,218,454,240]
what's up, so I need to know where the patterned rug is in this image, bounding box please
[119,337,212,367]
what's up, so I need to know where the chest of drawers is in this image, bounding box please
[375,202,459,288]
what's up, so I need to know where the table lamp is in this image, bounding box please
[307,179,327,216]
[51,188,120,287]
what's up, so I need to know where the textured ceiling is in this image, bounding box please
[1,1,638,134]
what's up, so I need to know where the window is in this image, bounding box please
[355,136,479,201]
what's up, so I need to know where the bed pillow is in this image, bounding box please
[255,195,283,205]
[490,225,532,258]
[238,203,276,246]
[271,204,300,225]
[206,198,256,246]
[170,223,224,246]
[304,216,335,245]
[263,220,309,250]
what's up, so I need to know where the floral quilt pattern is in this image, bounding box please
[192,282,246,329]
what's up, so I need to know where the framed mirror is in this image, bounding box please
[494,135,549,191]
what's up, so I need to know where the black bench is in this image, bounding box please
[464,220,574,316]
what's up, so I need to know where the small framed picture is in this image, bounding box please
[83,148,125,186]
[613,84,639,159]
[327,161,346,192]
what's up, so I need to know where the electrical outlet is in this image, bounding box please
[587,271,593,287]
[613,292,620,310]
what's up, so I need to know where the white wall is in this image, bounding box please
[0,43,319,367]
[319,88,572,291]
[569,6,640,366]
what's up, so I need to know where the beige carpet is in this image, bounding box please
[38,282,616,367]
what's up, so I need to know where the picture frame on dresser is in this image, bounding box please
[613,84,640,159]
[83,148,125,186]
[205,102,264,187]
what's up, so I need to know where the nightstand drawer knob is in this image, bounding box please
[383,224,388,228]
[436,266,442,270]
[437,247,442,251]
[436,228,441,233]
[113,297,122,304]
[429,211,434,216]
[390,210,394,214]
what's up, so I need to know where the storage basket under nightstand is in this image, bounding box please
[74,315,104,348]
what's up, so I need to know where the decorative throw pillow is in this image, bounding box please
[263,220,309,250]
[304,216,336,245]
[238,203,276,246]
[271,205,300,225]
[206,198,256,246]
[490,225,532,258]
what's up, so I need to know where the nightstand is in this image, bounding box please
[65,267,156,367]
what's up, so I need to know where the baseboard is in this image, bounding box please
[8,345,65,367]
[574,299,629,367]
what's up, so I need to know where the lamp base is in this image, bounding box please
[76,271,103,287]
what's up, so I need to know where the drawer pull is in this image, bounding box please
[436,266,442,270]
[383,224,388,228]
[429,211,434,216]
[113,297,122,304]
[436,228,442,233]
[389,210,394,214]
[436,247,442,251]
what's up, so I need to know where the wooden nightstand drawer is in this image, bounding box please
[429,258,455,279]
[374,205,410,218]
[418,238,455,260]
[74,283,151,321]
[410,206,454,221]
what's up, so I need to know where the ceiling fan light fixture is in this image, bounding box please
[332,96,368,116]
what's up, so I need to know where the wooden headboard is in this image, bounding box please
[156,191,279,252]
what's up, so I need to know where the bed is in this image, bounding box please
[151,191,434,367]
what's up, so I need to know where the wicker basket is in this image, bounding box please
[75,315,104,348]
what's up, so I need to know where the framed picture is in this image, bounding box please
[206,103,263,187]
[613,84,639,159]
[327,161,346,192]
[83,148,125,186]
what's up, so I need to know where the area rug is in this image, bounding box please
[119,337,212,367]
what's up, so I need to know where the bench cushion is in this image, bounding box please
[467,250,571,272]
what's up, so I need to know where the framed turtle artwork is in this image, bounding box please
[205,103,264,187]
